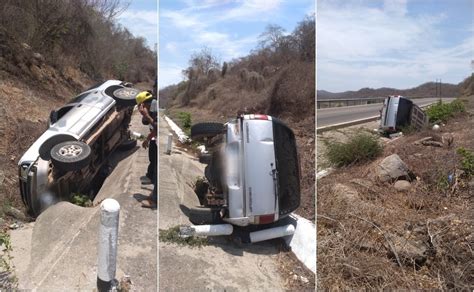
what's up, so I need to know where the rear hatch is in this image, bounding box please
[242,115,278,223]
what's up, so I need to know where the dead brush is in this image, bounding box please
[318,160,474,289]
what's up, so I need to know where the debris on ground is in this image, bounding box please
[159,225,208,248]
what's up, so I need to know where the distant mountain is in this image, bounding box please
[318,81,463,100]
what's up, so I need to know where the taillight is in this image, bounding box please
[245,114,272,120]
[253,114,269,120]
[256,214,275,224]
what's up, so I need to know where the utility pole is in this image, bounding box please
[439,78,442,100]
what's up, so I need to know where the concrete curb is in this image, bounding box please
[283,214,316,274]
[163,115,190,143]
[317,115,380,133]
[316,168,333,180]
[164,116,316,274]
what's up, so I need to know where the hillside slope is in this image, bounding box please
[318,81,462,100]
[0,27,94,211]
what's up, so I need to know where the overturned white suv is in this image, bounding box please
[186,114,301,242]
[18,80,140,216]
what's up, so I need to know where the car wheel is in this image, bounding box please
[189,207,222,225]
[105,85,140,106]
[50,141,92,172]
[117,138,137,151]
[198,153,212,164]
[190,123,224,142]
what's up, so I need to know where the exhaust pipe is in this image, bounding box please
[249,224,295,243]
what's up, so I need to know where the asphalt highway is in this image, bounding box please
[317,97,455,128]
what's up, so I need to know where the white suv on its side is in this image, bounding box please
[189,114,301,229]
[18,80,140,216]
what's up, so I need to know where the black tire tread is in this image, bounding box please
[199,153,212,164]
[50,141,92,172]
[190,123,224,141]
[189,207,221,225]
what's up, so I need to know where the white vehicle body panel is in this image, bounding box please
[380,96,400,130]
[18,80,122,166]
[242,119,277,217]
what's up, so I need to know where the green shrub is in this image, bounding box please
[326,133,383,167]
[71,193,92,207]
[177,112,192,135]
[457,147,474,177]
[159,225,208,247]
[426,99,465,123]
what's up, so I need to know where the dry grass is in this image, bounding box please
[317,111,474,290]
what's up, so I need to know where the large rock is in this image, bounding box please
[394,180,411,191]
[375,154,413,183]
[387,233,427,267]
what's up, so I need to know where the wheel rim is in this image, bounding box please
[58,144,83,157]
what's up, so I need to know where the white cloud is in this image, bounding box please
[383,0,407,16]
[220,0,283,21]
[160,0,291,87]
[159,63,185,88]
[165,42,178,52]
[317,1,472,92]
[117,10,157,48]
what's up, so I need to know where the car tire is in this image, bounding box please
[117,139,137,151]
[199,153,212,164]
[105,85,140,106]
[50,141,92,172]
[189,207,222,225]
[190,123,224,141]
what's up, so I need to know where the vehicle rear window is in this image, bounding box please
[272,118,300,215]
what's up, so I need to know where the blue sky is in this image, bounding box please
[159,0,315,88]
[318,0,473,92]
[117,0,158,50]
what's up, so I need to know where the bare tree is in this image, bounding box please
[185,47,220,77]
[258,24,285,51]
[293,14,315,62]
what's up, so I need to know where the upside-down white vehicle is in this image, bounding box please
[184,114,301,242]
[18,80,140,216]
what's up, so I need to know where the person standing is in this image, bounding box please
[135,91,157,208]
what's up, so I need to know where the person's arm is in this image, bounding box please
[142,121,157,149]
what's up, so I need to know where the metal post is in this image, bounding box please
[166,133,172,155]
[97,198,120,292]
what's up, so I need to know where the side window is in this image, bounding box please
[56,106,74,121]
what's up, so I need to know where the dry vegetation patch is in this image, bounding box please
[317,108,474,289]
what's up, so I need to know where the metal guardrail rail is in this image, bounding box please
[317,96,450,109]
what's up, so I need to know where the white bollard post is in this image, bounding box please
[166,133,172,155]
[97,198,120,292]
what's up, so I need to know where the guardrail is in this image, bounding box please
[317,97,385,109]
[317,96,450,109]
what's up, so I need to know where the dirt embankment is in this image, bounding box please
[317,93,474,289]
[164,60,315,221]
[0,27,93,213]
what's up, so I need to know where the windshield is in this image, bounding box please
[272,118,300,215]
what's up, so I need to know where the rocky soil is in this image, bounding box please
[317,98,473,289]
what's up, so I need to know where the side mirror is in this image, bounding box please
[49,110,58,125]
